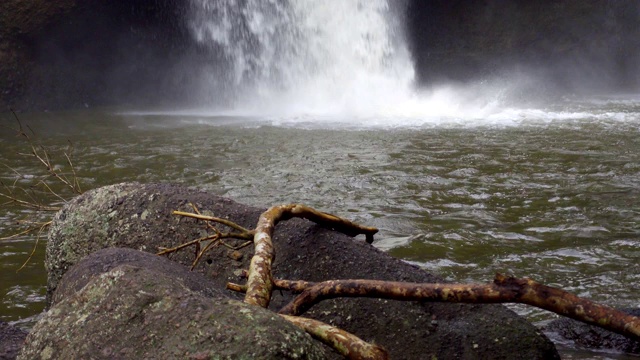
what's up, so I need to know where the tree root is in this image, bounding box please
[166,204,385,359]
[227,278,314,294]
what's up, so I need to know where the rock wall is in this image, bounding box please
[407,0,640,91]
[2,0,638,111]
[0,0,193,111]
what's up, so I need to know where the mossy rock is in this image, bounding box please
[45,182,560,359]
[20,253,326,360]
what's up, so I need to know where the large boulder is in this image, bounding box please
[45,182,560,359]
[544,308,640,355]
[20,249,326,360]
[50,247,225,307]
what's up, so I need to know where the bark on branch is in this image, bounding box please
[276,274,640,341]
[280,315,388,360]
[244,204,378,307]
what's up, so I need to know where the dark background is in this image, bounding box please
[1,0,638,111]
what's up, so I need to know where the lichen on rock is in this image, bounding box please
[43,182,561,359]
[21,253,326,360]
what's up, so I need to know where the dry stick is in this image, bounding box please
[0,191,60,212]
[157,234,218,256]
[172,211,254,234]
[277,274,640,341]
[227,279,316,294]
[165,210,255,269]
[0,221,52,241]
[17,221,50,272]
[280,315,389,360]
[191,237,221,270]
[244,204,378,308]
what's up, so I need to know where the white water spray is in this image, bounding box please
[188,0,424,117]
[183,0,635,126]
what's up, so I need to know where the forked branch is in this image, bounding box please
[245,204,378,308]
[158,208,255,269]
[275,274,640,341]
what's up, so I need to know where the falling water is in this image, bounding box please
[188,0,420,118]
[179,0,640,127]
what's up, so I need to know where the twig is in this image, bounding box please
[17,221,51,272]
[172,210,253,234]
[157,234,219,255]
[161,209,256,269]
[0,190,60,211]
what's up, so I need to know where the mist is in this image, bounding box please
[175,0,640,122]
[6,0,640,116]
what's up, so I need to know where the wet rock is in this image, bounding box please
[0,322,28,360]
[544,308,640,355]
[20,256,326,360]
[46,182,560,359]
[51,247,225,306]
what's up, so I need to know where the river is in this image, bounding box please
[1,94,639,358]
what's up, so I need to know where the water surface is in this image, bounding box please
[1,98,639,359]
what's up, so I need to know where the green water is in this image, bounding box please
[1,103,639,358]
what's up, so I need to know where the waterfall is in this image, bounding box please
[187,0,417,118]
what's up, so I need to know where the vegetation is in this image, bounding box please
[1,111,81,270]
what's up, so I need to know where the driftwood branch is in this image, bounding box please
[280,314,388,360]
[244,204,378,308]
[170,203,640,358]
[275,274,640,341]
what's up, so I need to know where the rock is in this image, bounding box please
[407,1,640,91]
[544,308,640,354]
[20,252,326,360]
[46,182,560,359]
[0,1,192,111]
[0,321,28,360]
[3,1,640,111]
[50,247,225,307]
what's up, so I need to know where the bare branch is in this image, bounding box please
[280,314,389,360]
[17,221,51,272]
[172,210,254,234]
[0,191,60,211]
[161,209,257,270]
[276,274,640,342]
[245,204,378,308]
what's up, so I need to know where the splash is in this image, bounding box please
[183,0,640,127]
[188,0,422,118]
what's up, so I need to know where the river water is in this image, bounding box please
[1,95,639,358]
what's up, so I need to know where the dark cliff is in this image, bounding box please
[407,1,640,91]
[1,0,638,111]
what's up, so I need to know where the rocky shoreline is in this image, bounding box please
[4,182,638,358]
[10,182,563,359]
